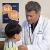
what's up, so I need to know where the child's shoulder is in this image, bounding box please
[4,39,18,50]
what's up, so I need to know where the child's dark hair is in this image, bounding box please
[5,23,22,38]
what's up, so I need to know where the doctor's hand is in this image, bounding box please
[18,45,28,50]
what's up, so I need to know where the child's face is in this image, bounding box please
[12,34,21,41]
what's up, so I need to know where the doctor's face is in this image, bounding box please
[26,11,40,24]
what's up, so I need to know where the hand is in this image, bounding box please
[18,45,28,50]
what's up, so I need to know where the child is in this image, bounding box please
[4,23,22,50]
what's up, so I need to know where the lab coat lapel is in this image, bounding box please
[33,16,44,44]
[33,16,43,35]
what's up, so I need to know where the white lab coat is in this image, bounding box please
[21,16,50,50]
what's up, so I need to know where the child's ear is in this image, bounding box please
[14,34,21,41]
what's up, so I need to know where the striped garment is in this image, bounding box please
[4,39,22,50]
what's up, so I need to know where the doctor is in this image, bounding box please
[18,1,50,50]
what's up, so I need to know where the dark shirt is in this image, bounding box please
[31,21,38,33]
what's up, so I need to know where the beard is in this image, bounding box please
[27,20,33,24]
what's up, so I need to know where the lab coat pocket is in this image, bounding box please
[37,31,43,42]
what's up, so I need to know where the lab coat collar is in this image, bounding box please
[33,15,44,35]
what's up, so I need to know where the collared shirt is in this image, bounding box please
[31,20,38,33]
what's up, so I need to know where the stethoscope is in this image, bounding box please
[28,24,33,44]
